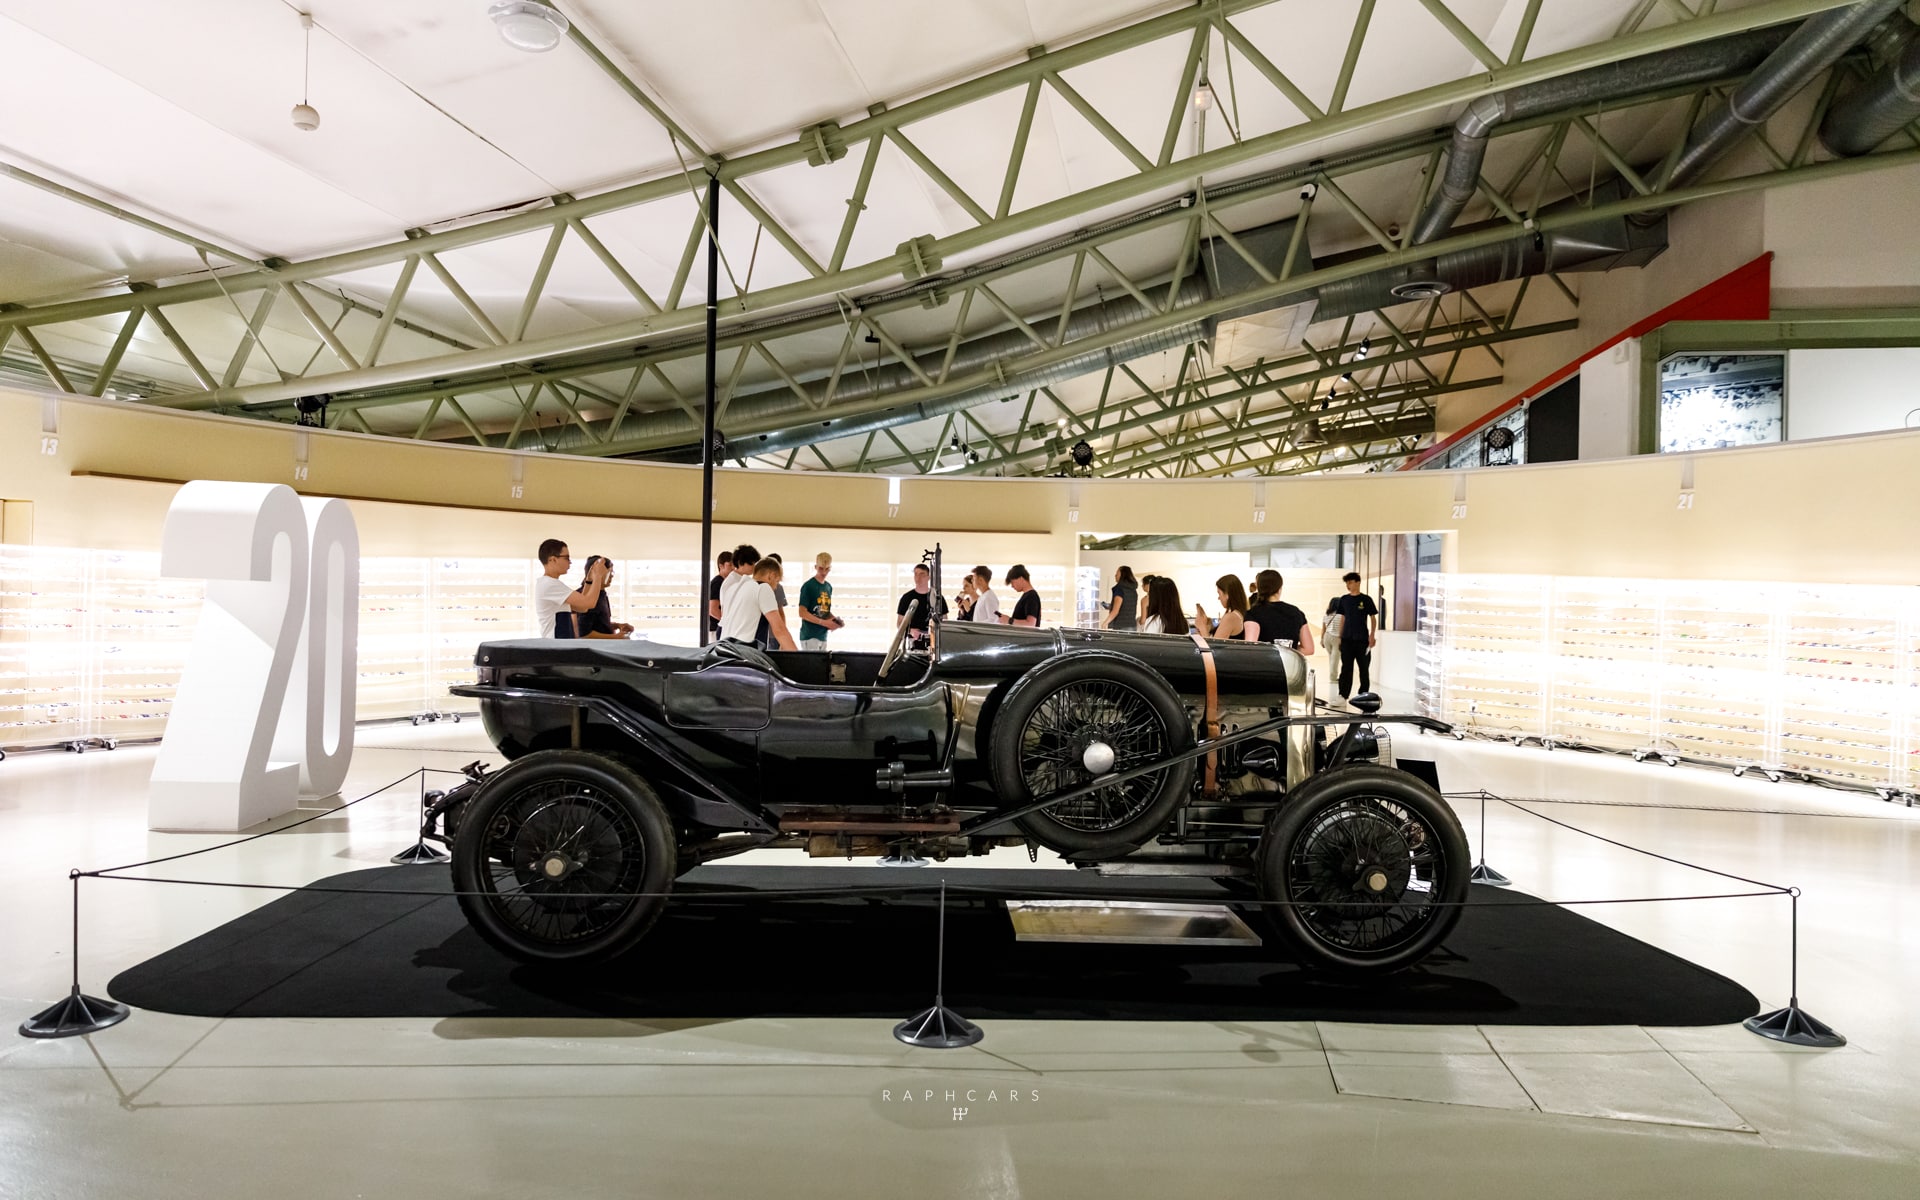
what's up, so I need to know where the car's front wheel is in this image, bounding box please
[451,749,676,964]
[1257,765,1468,972]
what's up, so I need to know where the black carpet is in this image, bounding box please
[108,864,1758,1026]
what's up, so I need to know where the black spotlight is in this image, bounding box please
[294,393,332,427]
[1069,439,1094,468]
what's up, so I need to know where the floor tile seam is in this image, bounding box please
[1654,1037,1766,1137]
[1479,1032,1545,1115]
[1484,1029,1765,1136]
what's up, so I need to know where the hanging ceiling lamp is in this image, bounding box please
[290,12,319,131]
[488,1,570,52]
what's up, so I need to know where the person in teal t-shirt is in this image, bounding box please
[796,552,843,648]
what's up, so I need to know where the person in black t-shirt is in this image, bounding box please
[1326,571,1379,699]
[895,563,947,644]
[1243,569,1314,653]
[705,550,732,640]
[1006,564,1042,627]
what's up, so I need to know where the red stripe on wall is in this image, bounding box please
[1397,252,1773,471]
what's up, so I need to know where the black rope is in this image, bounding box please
[81,871,1782,911]
[1489,793,1791,894]
[83,768,434,877]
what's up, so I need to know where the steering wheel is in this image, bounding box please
[876,605,918,682]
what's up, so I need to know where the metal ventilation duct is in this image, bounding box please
[1819,15,1920,156]
[1409,25,1792,245]
[1664,0,1905,189]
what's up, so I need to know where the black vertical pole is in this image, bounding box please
[698,172,720,646]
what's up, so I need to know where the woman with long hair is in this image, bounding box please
[564,556,634,639]
[1193,573,1248,640]
[1243,568,1313,652]
[1139,576,1188,635]
[1102,564,1138,630]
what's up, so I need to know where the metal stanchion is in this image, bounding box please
[894,881,983,1048]
[391,773,448,865]
[1468,790,1510,886]
[1745,887,1845,1047]
[19,871,129,1039]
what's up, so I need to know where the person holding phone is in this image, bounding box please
[1192,574,1248,640]
[533,539,608,638]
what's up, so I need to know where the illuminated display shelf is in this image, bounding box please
[1422,574,1920,789]
[357,558,434,721]
[620,558,703,647]
[430,558,532,703]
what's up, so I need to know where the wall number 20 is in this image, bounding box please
[149,482,360,832]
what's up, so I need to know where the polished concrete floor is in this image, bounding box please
[4,721,1919,1198]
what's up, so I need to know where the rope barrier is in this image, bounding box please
[17,764,1847,1047]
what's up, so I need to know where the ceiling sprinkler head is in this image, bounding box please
[488,1,570,52]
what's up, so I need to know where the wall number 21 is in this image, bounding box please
[149,482,359,832]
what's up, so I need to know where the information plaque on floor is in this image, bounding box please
[1003,900,1263,946]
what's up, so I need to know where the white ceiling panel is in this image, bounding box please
[0,11,398,257]
[580,1,869,152]
[1343,0,1505,114]
[0,2,546,239]
[318,0,685,194]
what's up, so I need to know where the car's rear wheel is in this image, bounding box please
[987,651,1195,855]
[451,749,676,964]
[1258,765,1468,973]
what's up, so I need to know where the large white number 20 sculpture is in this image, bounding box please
[149,482,360,832]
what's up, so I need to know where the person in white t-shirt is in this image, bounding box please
[719,558,797,649]
[533,538,608,638]
[718,543,759,634]
[971,564,1002,625]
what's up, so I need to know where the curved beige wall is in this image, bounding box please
[4,386,1918,585]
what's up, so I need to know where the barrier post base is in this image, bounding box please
[391,841,449,865]
[19,986,129,1040]
[1744,1002,1845,1048]
[1470,862,1512,886]
[894,1000,984,1049]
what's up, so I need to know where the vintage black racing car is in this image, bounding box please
[428,553,1468,973]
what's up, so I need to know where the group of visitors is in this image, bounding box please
[528,537,1054,654]
[1094,564,1381,700]
[707,545,840,652]
[949,564,1042,631]
[534,538,634,640]
[704,547,1039,652]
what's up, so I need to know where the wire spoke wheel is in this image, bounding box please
[452,750,676,963]
[479,782,649,945]
[1260,765,1469,972]
[1285,797,1440,956]
[989,652,1196,855]
[1018,679,1169,833]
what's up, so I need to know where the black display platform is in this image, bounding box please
[108,864,1759,1026]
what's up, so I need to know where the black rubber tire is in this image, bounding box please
[451,749,677,964]
[987,650,1195,855]
[1258,764,1469,973]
